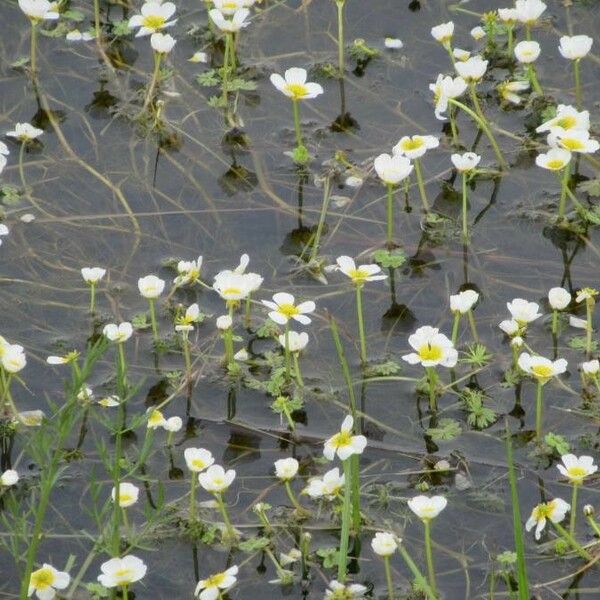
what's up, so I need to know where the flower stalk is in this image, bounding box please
[337,458,353,582]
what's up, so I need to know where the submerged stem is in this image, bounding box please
[535,381,543,442]
[413,159,430,213]
[386,183,395,247]
[337,459,353,582]
[355,284,367,364]
[424,519,437,596]
[461,172,468,241]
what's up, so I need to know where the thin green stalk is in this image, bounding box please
[467,309,479,343]
[557,163,571,220]
[413,159,430,213]
[553,521,591,560]
[505,423,530,600]
[336,0,345,78]
[570,483,579,536]
[30,21,38,76]
[244,295,252,329]
[111,399,125,556]
[386,183,395,246]
[227,32,236,71]
[527,65,543,95]
[308,177,331,264]
[292,99,303,148]
[350,453,361,533]
[469,84,485,122]
[449,106,459,146]
[574,59,581,109]
[449,98,507,170]
[551,310,558,336]
[585,298,593,358]
[182,332,192,383]
[142,52,162,112]
[122,585,128,600]
[284,322,291,382]
[337,459,353,582]
[215,492,235,541]
[355,284,367,364]
[423,520,437,596]
[329,315,357,417]
[148,299,159,343]
[383,556,394,600]
[189,473,197,522]
[585,513,600,537]
[535,381,543,442]
[461,172,468,241]
[451,312,461,346]
[507,26,514,57]
[292,352,304,387]
[445,44,455,66]
[284,480,306,514]
[89,283,96,314]
[93,0,100,38]
[426,367,438,412]
[397,544,438,600]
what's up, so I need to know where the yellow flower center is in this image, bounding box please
[560,138,585,151]
[555,115,577,130]
[331,430,353,449]
[567,466,587,479]
[532,502,551,521]
[204,572,226,588]
[223,1,237,8]
[119,493,134,504]
[400,138,424,151]
[284,83,308,99]
[348,268,369,283]
[142,14,166,29]
[531,365,553,378]
[148,410,165,426]
[192,459,207,469]
[277,303,299,318]
[546,159,565,170]
[418,344,443,362]
[114,568,134,582]
[222,287,241,296]
[31,568,55,590]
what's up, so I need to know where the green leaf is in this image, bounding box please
[373,248,407,269]
[111,20,131,36]
[131,313,150,330]
[363,360,401,377]
[239,536,271,552]
[544,432,570,455]
[426,418,461,441]
[568,335,597,351]
[579,179,600,197]
[63,9,85,21]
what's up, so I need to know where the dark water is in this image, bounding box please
[1,0,600,597]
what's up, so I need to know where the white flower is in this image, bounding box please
[2,344,26,373]
[470,26,486,40]
[548,128,600,154]
[164,416,182,432]
[499,80,530,104]
[103,322,133,343]
[570,315,588,329]
[213,271,256,301]
[393,135,439,160]
[47,352,78,365]
[499,319,519,335]
[384,37,403,49]
[0,223,8,245]
[514,40,541,63]
[111,482,139,507]
[6,123,43,142]
[548,287,571,310]
[150,32,176,54]
[198,464,236,493]
[147,408,167,429]
[270,67,324,101]
[0,469,18,486]
[98,555,147,587]
[189,51,208,63]
[454,56,488,83]
[345,175,363,188]
[373,153,413,185]
[77,385,94,402]
[451,152,481,172]
[184,448,215,472]
[515,0,547,25]
[18,0,59,21]
[450,289,479,314]
[212,0,246,14]
[536,104,590,133]
[371,532,398,557]
[402,326,458,368]
[559,35,593,60]
[335,256,387,285]
[507,298,542,325]
[138,275,165,299]
[581,359,599,375]
[518,352,567,382]
[453,48,471,61]
[408,495,447,520]
[66,29,94,41]
[234,348,248,361]
[195,566,238,600]
[216,315,233,330]
[535,148,572,171]
[498,8,519,23]
[262,292,315,325]
[431,21,454,44]
[174,256,202,286]
[323,415,367,461]
[81,267,106,284]
[278,331,309,352]
[98,395,120,408]
[325,580,367,599]
[304,467,345,500]
[128,1,177,37]
[175,303,201,332]
[209,8,250,32]
[274,457,299,481]
[576,288,598,303]
[526,498,569,540]
[18,410,45,426]
[557,454,597,483]
[429,74,467,120]
[28,564,70,600]
[511,336,524,348]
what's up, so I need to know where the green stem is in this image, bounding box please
[336,0,345,78]
[451,312,461,346]
[292,99,303,149]
[148,299,159,343]
[551,310,558,336]
[449,106,459,146]
[574,59,581,109]
[190,473,197,522]
[284,322,291,382]
[397,544,438,600]
[585,514,600,537]
[292,352,304,387]
[527,65,543,95]
[329,315,357,417]
[337,459,353,582]
[351,453,361,533]
[570,483,579,536]
[586,299,593,358]
[182,333,192,383]
[553,521,591,560]
[426,367,438,412]
[30,21,38,76]
[244,295,252,329]
[467,309,479,343]
[215,492,235,541]
[386,183,395,247]
[423,519,437,596]
[89,283,96,314]
[413,159,430,213]
[284,480,306,514]
[142,53,162,112]
[449,98,507,170]
[469,83,485,122]
[383,556,394,600]
[224,304,235,368]
[507,26,514,57]
[227,32,236,71]
[557,163,571,221]
[461,172,468,241]
[122,585,128,600]
[535,381,543,443]
[111,398,125,556]
[355,284,367,364]
[308,176,331,264]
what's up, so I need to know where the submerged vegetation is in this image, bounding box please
[1,0,600,598]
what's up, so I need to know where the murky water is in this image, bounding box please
[1,0,600,598]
